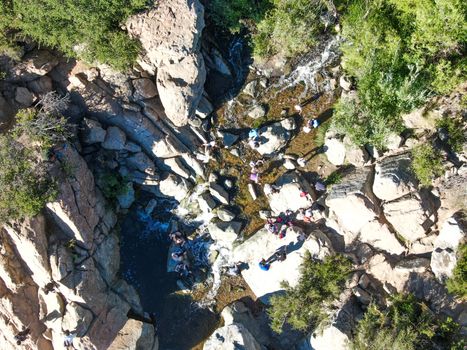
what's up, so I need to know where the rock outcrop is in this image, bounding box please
[0,145,158,349]
[126,0,206,126]
[232,227,331,302]
[431,212,466,281]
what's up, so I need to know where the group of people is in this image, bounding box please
[169,231,193,279]
[264,210,294,239]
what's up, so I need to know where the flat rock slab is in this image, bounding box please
[267,172,314,215]
[232,227,329,302]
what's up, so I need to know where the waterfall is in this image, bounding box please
[272,35,342,99]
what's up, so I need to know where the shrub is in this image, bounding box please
[0,136,56,222]
[268,253,352,333]
[1,0,147,70]
[446,243,467,299]
[98,172,128,201]
[350,294,464,350]
[13,93,73,149]
[253,0,326,58]
[436,117,466,153]
[411,144,444,186]
[206,0,271,33]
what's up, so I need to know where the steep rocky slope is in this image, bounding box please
[0,1,465,349]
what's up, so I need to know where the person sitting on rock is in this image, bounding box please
[250,170,260,184]
[171,249,187,262]
[259,259,270,271]
[275,250,287,262]
[264,184,280,196]
[248,138,260,149]
[278,227,287,239]
[14,327,30,345]
[169,231,186,246]
[265,222,279,234]
[63,330,76,349]
[175,262,192,278]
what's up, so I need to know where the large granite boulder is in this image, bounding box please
[383,191,435,242]
[232,227,332,302]
[126,0,206,126]
[373,153,418,201]
[326,167,379,235]
[431,212,466,281]
[102,126,126,150]
[266,172,314,215]
[158,174,192,201]
[207,221,242,246]
[358,221,405,255]
[325,133,346,166]
[108,319,158,350]
[368,254,430,292]
[254,118,295,156]
[203,323,261,350]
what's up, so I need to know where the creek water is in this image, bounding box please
[119,195,219,350]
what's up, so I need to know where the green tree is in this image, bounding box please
[207,0,271,33]
[268,253,352,333]
[0,0,147,69]
[350,294,464,350]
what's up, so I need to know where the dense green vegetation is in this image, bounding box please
[333,0,466,148]
[253,0,326,58]
[446,243,467,299]
[411,143,444,186]
[207,0,271,33]
[0,0,147,69]
[207,0,327,58]
[0,93,72,222]
[268,253,352,333]
[350,294,465,350]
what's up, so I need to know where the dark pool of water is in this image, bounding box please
[119,196,219,350]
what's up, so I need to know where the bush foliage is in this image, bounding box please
[411,143,444,186]
[334,0,466,148]
[268,253,352,333]
[0,136,56,222]
[0,93,73,222]
[253,0,326,58]
[350,294,465,350]
[0,0,147,69]
[446,243,467,300]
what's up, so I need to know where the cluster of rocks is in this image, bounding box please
[0,145,158,349]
